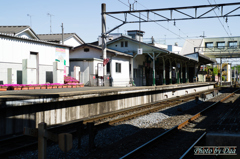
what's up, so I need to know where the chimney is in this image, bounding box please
[127,30,145,42]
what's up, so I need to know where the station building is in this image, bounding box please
[69,43,132,87]
[105,30,214,86]
[69,30,214,87]
[0,26,71,85]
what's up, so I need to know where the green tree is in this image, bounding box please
[213,67,218,75]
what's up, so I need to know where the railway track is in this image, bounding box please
[0,88,218,157]
[120,89,240,159]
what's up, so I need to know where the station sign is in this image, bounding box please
[138,48,143,55]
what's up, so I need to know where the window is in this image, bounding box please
[116,63,121,73]
[229,41,237,48]
[121,41,124,47]
[121,41,128,47]
[84,48,90,52]
[205,42,213,48]
[217,42,225,49]
[125,41,128,47]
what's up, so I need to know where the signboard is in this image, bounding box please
[138,48,143,55]
[55,47,67,75]
[98,63,103,76]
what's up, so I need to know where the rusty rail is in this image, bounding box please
[120,89,239,159]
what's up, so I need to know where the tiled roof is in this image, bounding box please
[0,26,30,34]
[37,33,84,44]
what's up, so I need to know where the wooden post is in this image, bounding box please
[38,122,47,159]
[87,122,95,150]
[77,121,84,149]
[195,96,199,104]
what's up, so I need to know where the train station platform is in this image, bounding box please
[0,82,216,137]
[0,82,216,99]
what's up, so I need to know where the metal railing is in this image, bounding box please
[194,46,240,53]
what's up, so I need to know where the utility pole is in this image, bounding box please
[102,3,107,78]
[61,23,64,45]
[47,13,53,34]
[27,14,32,28]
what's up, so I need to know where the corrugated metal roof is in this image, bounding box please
[73,43,133,57]
[37,33,84,44]
[0,33,72,48]
[0,26,30,34]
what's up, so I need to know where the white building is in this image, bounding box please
[69,43,132,87]
[37,33,84,47]
[0,29,71,85]
[0,25,39,40]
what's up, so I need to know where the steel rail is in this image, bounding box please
[179,132,206,159]
[120,89,239,159]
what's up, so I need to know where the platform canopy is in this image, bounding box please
[107,35,199,63]
[184,52,216,64]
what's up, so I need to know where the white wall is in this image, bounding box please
[168,45,182,54]
[70,47,131,87]
[111,56,130,87]
[70,47,103,59]
[180,39,203,55]
[0,36,69,84]
[17,31,36,39]
[64,36,82,47]
[227,64,231,82]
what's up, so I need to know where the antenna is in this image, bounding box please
[27,14,32,28]
[200,31,206,38]
[47,13,54,34]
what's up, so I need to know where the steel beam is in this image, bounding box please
[105,2,240,14]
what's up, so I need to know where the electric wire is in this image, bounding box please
[137,1,190,38]
[212,0,233,36]
[207,0,233,39]
[117,0,199,47]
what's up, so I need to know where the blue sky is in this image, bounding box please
[1,0,240,46]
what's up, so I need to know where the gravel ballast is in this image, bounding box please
[7,89,228,159]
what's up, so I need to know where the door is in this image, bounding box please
[29,52,38,84]
[17,71,22,84]
[46,71,53,83]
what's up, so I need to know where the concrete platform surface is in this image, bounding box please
[0,82,215,99]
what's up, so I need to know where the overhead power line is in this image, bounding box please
[117,0,198,46]
[207,0,232,38]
